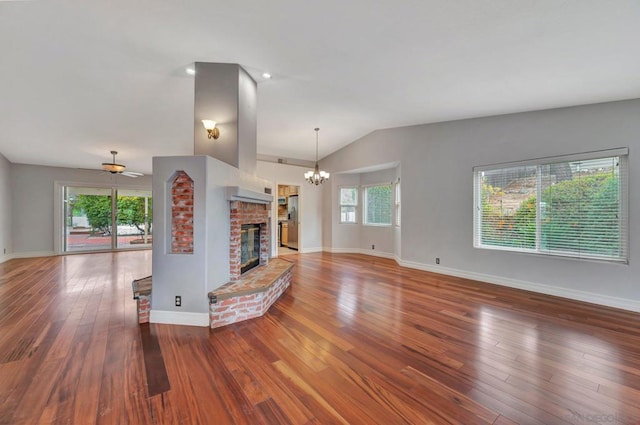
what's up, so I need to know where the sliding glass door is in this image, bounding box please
[116,189,152,249]
[63,186,152,253]
[64,187,113,252]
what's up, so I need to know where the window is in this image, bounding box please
[339,186,358,223]
[363,184,392,226]
[395,179,401,227]
[473,148,628,262]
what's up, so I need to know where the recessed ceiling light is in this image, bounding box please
[186,67,196,75]
[262,72,272,79]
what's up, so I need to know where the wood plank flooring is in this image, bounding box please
[1,251,640,424]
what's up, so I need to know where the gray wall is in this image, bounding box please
[329,173,360,251]
[10,163,152,255]
[256,161,323,253]
[359,168,396,255]
[237,67,257,175]
[394,166,401,258]
[327,168,397,257]
[0,153,11,262]
[194,63,257,174]
[153,156,208,317]
[321,99,640,310]
[194,63,239,168]
[152,155,271,324]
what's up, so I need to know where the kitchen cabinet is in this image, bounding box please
[281,223,288,246]
[278,204,287,218]
[278,186,289,196]
[278,185,298,198]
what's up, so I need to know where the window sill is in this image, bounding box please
[474,244,628,265]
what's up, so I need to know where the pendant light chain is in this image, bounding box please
[315,128,319,163]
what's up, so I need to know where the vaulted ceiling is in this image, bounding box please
[1,0,639,174]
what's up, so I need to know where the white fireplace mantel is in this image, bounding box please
[226,186,273,204]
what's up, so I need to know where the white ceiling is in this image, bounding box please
[1,0,639,175]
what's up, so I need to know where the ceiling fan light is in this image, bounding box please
[102,162,126,173]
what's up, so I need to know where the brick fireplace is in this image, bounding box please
[207,195,294,329]
[229,200,269,280]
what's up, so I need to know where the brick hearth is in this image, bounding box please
[208,258,294,328]
[132,276,152,324]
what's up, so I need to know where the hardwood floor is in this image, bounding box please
[1,251,640,424]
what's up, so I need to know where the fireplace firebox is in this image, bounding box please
[229,200,269,280]
[240,224,261,274]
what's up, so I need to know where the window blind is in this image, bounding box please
[473,149,628,263]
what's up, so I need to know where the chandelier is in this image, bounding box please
[304,128,330,185]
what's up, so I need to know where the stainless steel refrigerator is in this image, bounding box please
[287,194,299,250]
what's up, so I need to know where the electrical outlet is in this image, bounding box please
[2,248,5,254]
[372,244,375,250]
[175,296,182,307]
[436,258,440,264]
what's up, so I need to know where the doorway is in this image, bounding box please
[277,184,300,256]
[63,186,152,252]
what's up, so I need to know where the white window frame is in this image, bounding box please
[363,183,393,227]
[53,180,153,255]
[395,179,401,227]
[473,148,629,263]
[339,186,358,224]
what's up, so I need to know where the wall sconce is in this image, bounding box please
[202,120,220,140]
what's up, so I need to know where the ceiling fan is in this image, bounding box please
[101,150,144,178]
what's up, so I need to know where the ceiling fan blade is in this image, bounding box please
[121,171,144,178]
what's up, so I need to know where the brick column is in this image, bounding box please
[171,171,194,253]
[260,221,269,265]
[229,201,242,279]
[137,295,151,324]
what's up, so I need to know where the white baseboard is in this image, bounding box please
[2,251,56,262]
[299,246,323,254]
[324,247,359,254]
[359,249,395,259]
[150,310,209,327]
[396,258,640,313]
[323,247,395,259]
